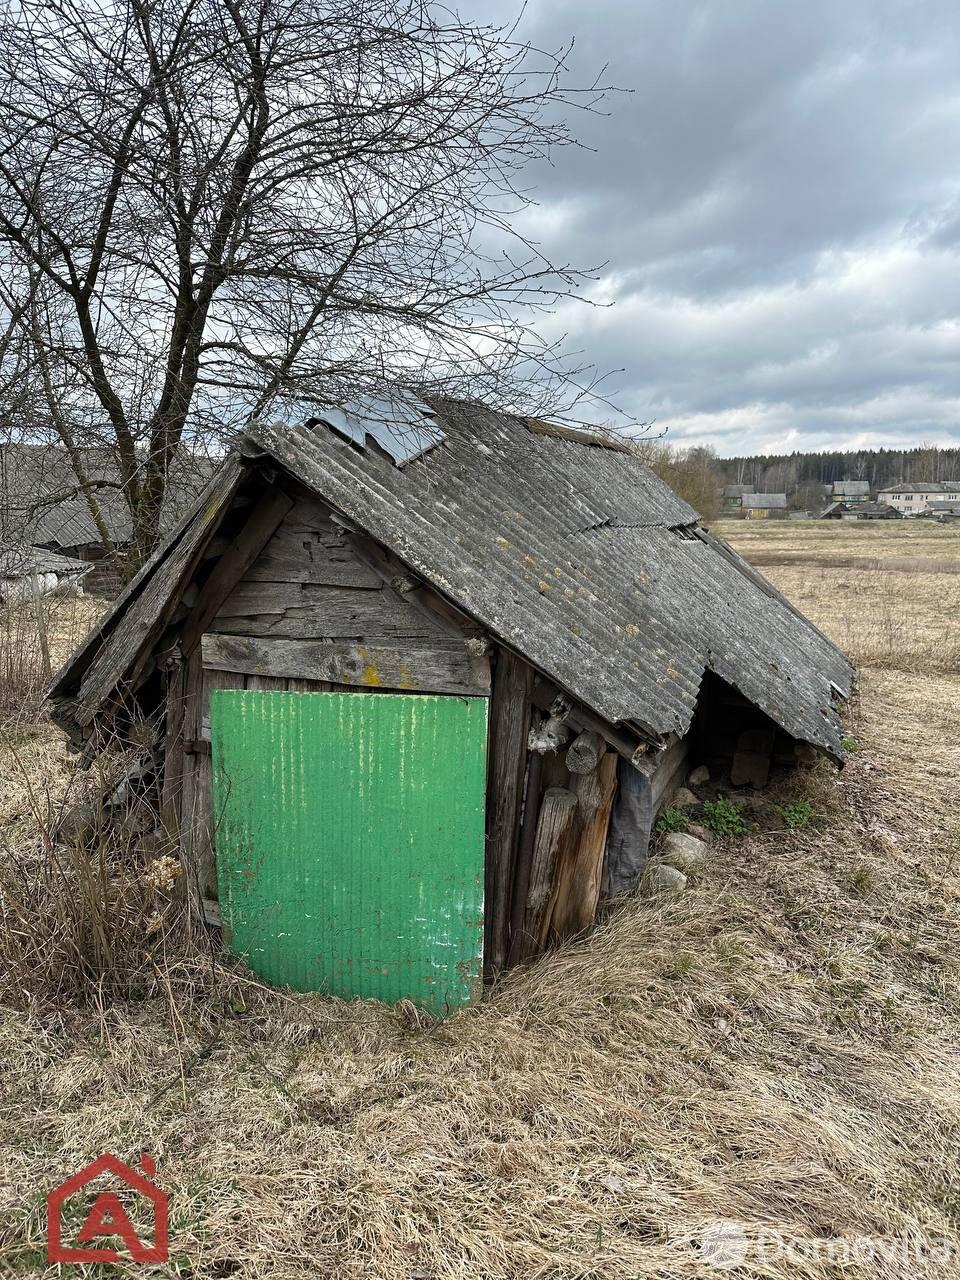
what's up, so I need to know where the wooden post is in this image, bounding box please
[506,750,543,966]
[30,573,52,681]
[160,650,186,839]
[484,649,534,977]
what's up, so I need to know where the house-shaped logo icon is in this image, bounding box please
[47,1153,169,1264]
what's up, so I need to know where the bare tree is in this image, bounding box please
[0,0,609,567]
[641,441,723,521]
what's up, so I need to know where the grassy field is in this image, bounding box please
[1,525,960,1278]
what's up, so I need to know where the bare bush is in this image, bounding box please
[0,595,101,718]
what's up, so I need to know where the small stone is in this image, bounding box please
[659,831,708,871]
[688,765,710,786]
[644,863,688,894]
[684,822,713,845]
[672,787,699,809]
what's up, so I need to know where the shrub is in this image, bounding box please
[654,807,686,834]
[841,736,861,753]
[701,797,747,838]
[778,801,814,830]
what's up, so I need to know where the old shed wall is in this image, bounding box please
[168,485,491,909]
[158,477,691,972]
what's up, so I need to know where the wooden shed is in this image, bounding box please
[49,395,852,1011]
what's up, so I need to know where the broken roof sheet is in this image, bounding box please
[50,397,852,758]
[305,391,444,466]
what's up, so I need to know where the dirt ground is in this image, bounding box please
[2,524,960,1278]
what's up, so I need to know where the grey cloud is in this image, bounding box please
[469,0,960,453]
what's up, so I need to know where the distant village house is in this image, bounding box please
[740,493,788,519]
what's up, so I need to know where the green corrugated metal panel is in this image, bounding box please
[211,690,488,1012]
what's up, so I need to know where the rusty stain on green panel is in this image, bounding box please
[210,690,488,1012]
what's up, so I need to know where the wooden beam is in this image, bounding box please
[484,649,534,976]
[181,486,294,655]
[201,633,490,696]
[73,458,243,725]
[530,678,650,766]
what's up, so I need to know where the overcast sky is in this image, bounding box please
[474,0,960,456]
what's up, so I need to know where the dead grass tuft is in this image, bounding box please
[1,525,959,1277]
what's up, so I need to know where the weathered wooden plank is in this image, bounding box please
[201,633,490,695]
[548,752,618,940]
[211,584,466,647]
[178,649,204,918]
[180,486,294,655]
[243,524,382,587]
[506,749,543,967]
[286,676,335,692]
[243,674,288,692]
[189,668,245,903]
[73,457,243,725]
[650,732,689,811]
[484,649,535,976]
[522,787,578,957]
[346,532,486,641]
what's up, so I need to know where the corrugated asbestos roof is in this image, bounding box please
[0,543,92,577]
[50,397,852,758]
[243,399,850,756]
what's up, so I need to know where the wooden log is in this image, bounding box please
[518,786,578,959]
[566,730,605,775]
[547,752,619,941]
[201,633,490,696]
[181,486,293,655]
[484,649,534,976]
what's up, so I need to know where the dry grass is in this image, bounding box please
[713,516,960,568]
[2,528,960,1278]
[716,518,960,675]
[0,594,104,718]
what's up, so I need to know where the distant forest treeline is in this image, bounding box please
[717,444,960,500]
